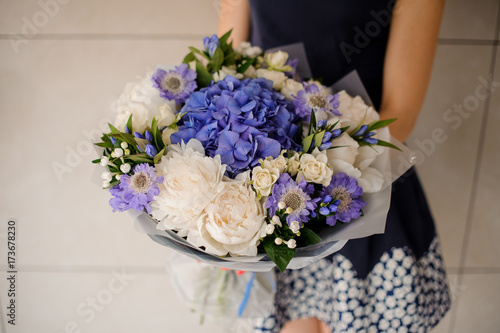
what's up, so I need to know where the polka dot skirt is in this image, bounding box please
[254,235,451,333]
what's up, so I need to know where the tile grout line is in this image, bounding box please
[447,2,500,332]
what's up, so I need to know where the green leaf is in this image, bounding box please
[95,142,114,149]
[367,118,397,131]
[302,134,314,153]
[126,114,133,134]
[92,158,101,164]
[150,118,165,150]
[108,123,120,134]
[374,139,402,151]
[188,46,210,60]
[313,131,325,149]
[236,58,255,74]
[154,147,165,164]
[111,132,137,148]
[307,109,317,136]
[182,52,196,64]
[262,236,296,272]
[135,138,149,152]
[218,29,232,46]
[297,227,322,247]
[195,60,214,88]
[211,47,224,72]
[126,154,153,163]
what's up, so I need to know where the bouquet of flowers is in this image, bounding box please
[93,31,408,272]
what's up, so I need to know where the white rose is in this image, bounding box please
[271,155,288,174]
[337,90,379,126]
[113,70,176,133]
[327,133,360,165]
[265,50,289,70]
[161,127,177,146]
[156,103,176,128]
[252,166,280,197]
[355,146,382,170]
[243,65,257,78]
[281,79,304,100]
[287,153,301,176]
[151,139,226,235]
[189,172,267,256]
[213,66,243,82]
[297,148,333,186]
[235,42,262,58]
[256,69,287,90]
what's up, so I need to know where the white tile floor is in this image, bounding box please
[0,1,499,332]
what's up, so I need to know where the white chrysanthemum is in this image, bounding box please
[188,171,267,256]
[151,139,226,235]
[327,133,360,165]
[113,69,176,133]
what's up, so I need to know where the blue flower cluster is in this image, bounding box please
[171,76,301,176]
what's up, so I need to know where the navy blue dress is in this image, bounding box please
[249,1,451,332]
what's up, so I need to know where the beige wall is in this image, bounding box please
[0,0,498,332]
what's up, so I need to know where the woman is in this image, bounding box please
[218,0,450,332]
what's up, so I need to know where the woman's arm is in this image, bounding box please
[380,0,445,142]
[217,0,250,46]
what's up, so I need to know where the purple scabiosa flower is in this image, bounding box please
[265,173,318,226]
[109,163,163,214]
[293,83,341,118]
[203,34,220,57]
[320,172,366,226]
[171,75,301,177]
[152,64,197,105]
[284,58,299,78]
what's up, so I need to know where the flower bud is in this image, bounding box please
[100,156,109,166]
[120,163,131,174]
[101,171,112,181]
[285,207,293,214]
[265,224,275,235]
[275,237,283,245]
[278,201,286,210]
[120,142,128,149]
[271,215,282,227]
[113,148,124,158]
[124,149,131,156]
[287,239,297,249]
[290,221,300,234]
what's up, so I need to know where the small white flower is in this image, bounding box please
[236,42,263,58]
[102,181,110,188]
[101,171,112,181]
[278,201,286,210]
[115,174,121,181]
[290,221,300,234]
[213,66,244,82]
[297,148,333,186]
[120,163,131,174]
[271,215,282,227]
[275,237,283,245]
[110,152,116,158]
[251,165,280,197]
[120,142,128,149]
[124,149,131,156]
[287,153,301,176]
[255,69,287,90]
[281,79,304,101]
[100,156,109,167]
[286,239,297,249]
[114,148,124,158]
[265,224,275,235]
[265,51,291,71]
[285,207,293,214]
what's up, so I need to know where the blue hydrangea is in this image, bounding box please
[171,75,300,176]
